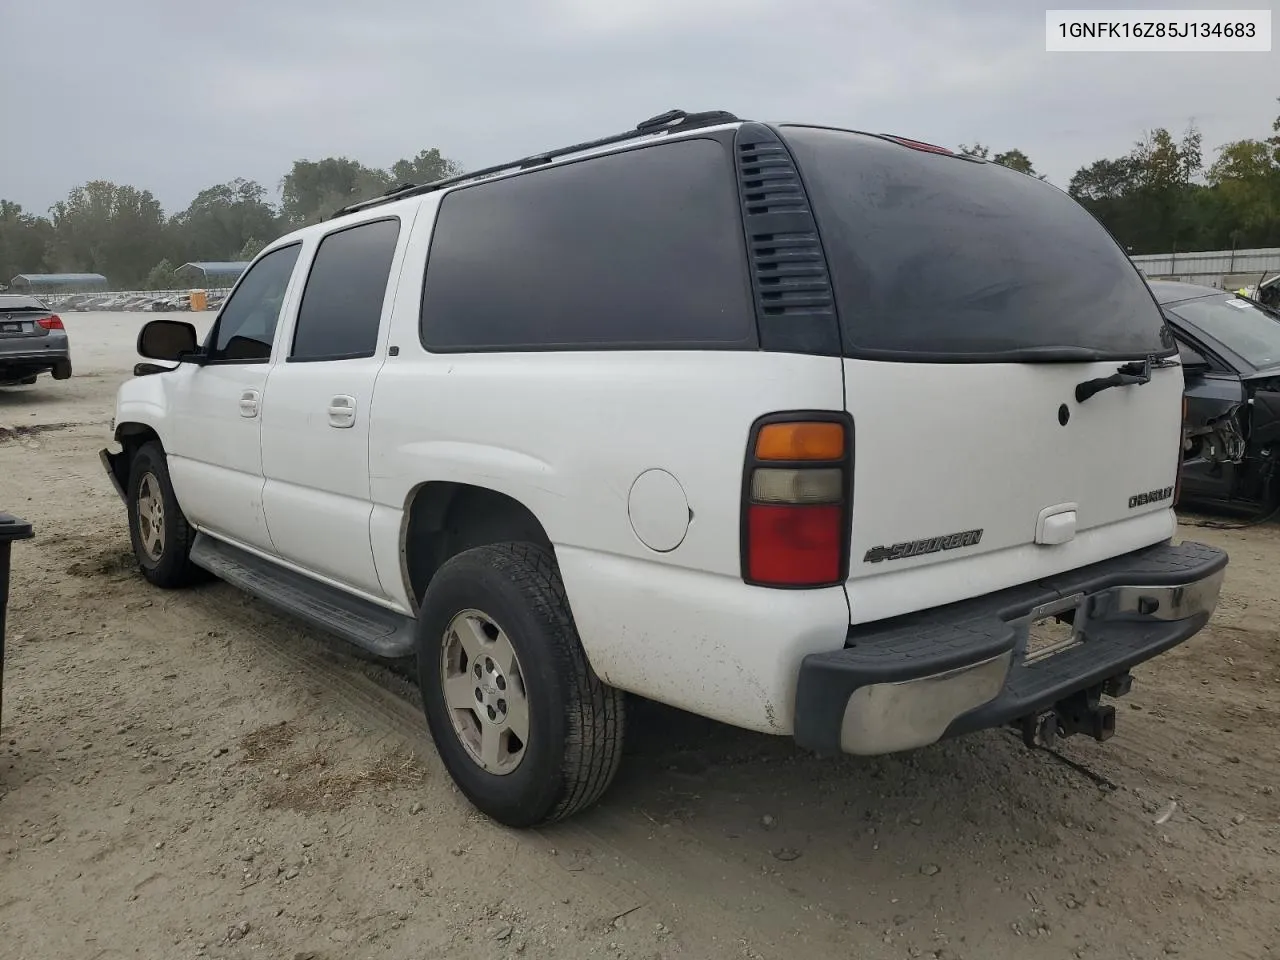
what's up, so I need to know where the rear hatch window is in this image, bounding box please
[779,126,1172,362]
[0,296,51,313]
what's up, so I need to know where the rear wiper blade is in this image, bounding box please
[1074,355,1176,403]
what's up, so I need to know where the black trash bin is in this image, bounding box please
[0,513,34,727]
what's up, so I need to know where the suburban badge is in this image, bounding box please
[863,529,984,564]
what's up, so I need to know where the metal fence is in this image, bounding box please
[1132,247,1280,289]
[42,287,233,312]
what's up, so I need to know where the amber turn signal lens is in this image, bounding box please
[755,422,845,461]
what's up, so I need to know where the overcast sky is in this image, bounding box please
[5,0,1276,215]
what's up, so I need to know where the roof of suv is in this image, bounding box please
[261,109,1011,270]
[324,108,989,225]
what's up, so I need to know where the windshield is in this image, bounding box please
[780,125,1171,361]
[1167,294,1280,369]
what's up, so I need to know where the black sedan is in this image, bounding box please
[1154,279,1280,512]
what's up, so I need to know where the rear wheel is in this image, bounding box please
[417,542,625,826]
[126,442,202,588]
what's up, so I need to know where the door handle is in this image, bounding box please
[239,389,260,419]
[328,395,356,429]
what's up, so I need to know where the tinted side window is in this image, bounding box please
[209,243,302,362]
[291,218,401,362]
[781,126,1171,361]
[420,137,754,351]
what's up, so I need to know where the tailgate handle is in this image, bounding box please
[1036,503,1078,545]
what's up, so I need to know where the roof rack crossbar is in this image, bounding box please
[329,108,739,219]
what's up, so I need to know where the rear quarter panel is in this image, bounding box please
[367,199,850,730]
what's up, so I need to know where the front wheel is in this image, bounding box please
[417,542,626,827]
[126,442,202,588]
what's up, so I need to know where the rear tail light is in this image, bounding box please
[37,315,64,330]
[742,415,852,588]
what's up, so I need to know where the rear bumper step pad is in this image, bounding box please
[793,540,1227,756]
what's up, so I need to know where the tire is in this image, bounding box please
[416,542,625,827]
[19,375,37,385]
[126,441,202,588]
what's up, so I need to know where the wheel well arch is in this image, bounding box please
[107,422,163,491]
[402,482,553,610]
[116,421,162,450]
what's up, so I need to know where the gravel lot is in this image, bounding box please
[1,312,1277,960]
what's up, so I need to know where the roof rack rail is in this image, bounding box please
[329,108,740,219]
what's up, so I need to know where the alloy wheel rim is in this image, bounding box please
[439,609,529,775]
[136,472,165,561]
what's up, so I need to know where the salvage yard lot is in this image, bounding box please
[1,313,1277,960]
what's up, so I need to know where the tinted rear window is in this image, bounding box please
[291,217,401,362]
[781,126,1171,361]
[420,137,754,352]
[0,296,49,312]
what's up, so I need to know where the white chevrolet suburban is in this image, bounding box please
[102,109,1228,827]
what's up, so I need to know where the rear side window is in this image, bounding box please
[781,126,1172,361]
[291,218,401,362]
[420,137,755,351]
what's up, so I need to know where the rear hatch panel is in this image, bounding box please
[777,125,1181,624]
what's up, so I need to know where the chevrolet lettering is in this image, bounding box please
[863,529,984,564]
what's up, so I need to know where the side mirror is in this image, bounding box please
[137,319,202,364]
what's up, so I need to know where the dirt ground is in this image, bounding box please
[1,313,1277,960]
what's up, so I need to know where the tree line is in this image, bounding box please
[0,148,460,290]
[2,102,1278,290]
[964,99,1280,255]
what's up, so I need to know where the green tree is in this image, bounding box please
[171,178,280,264]
[48,181,167,287]
[237,237,266,260]
[1206,103,1280,246]
[146,258,178,290]
[280,147,462,226]
[280,158,393,226]
[1068,122,1224,254]
[0,200,54,285]
[389,148,462,186]
[959,143,1044,178]
[992,148,1044,179]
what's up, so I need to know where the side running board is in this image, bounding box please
[190,534,416,660]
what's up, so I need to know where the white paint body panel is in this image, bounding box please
[163,362,277,554]
[260,358,385,595]
[258,207,417,597]
[842,358,1181,625]
[109,135,1183,736]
